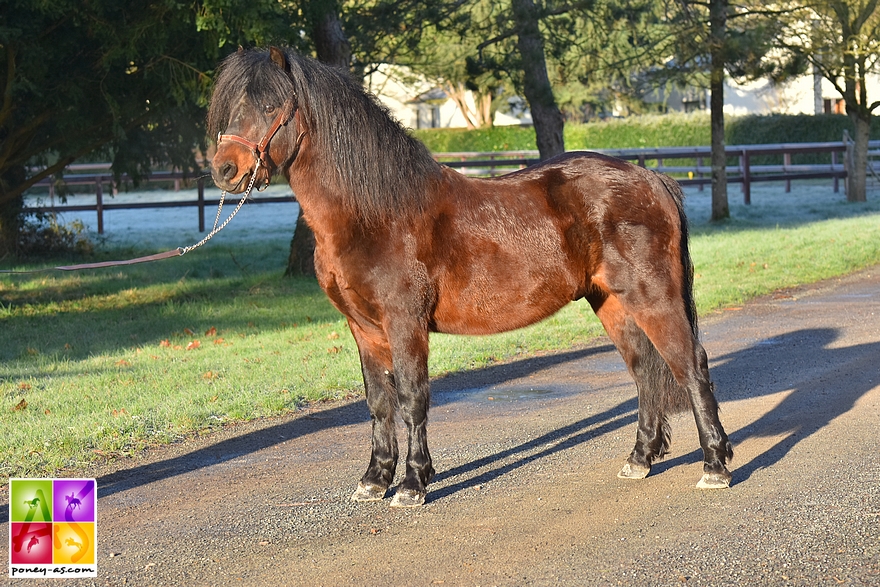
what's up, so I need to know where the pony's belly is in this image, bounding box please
[431,291,572,336]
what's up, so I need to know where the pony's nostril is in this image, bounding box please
[220,161,237,181]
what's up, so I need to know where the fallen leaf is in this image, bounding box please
[213,338,225,345]
[205,326,217,336]
[210,395,218,403]
[13,399,27,411]
[44,409,51,415]
[202,371,217,380]
[172,345,183,351]
[184,327,195,336]
[18,382,31,391]
[327,331,340,340]
[160,340,171,348]
[186,340,201,351]
[327,346,341,354]
[116,359,131,367]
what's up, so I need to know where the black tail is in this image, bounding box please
[636,174,698,423]
[659,173,699,338]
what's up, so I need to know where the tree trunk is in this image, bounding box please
[0,198,23,259]
[286,3,351,277]
[511,0,565,160]
[708,0,729,221]
[0,166,27,258]
[285,211,317,277]
[846,112,870,203]
[312,5,351,69]
[444,82,478,129]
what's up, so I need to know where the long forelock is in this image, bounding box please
[209,48,441,223]
[207,51,295,139]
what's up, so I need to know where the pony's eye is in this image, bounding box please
[264,104,276,115]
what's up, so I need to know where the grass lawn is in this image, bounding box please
[1,181,879,481]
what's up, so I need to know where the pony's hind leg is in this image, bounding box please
[349,324,399,502]
[628,305,733,488]
[588,292,684,479]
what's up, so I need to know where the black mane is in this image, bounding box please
[208,48,441,222]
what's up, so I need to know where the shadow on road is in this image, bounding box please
[5,327,872,512]
[428,398,637,502]
[90,345,614,499]
[652,328,879,485]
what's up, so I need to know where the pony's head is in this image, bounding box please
[208,46,440,223]
[209,47,300,193]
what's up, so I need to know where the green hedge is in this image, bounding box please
[727,113,880,145]
[413,112,880,154]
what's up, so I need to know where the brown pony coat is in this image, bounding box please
[209,47,733,507]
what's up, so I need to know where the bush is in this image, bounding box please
[414,112,880,154]
[17,215,94,257]
[727,113,880,145]
[412,126,537,152]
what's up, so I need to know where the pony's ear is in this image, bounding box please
[269,47,291,74]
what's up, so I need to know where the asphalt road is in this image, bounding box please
[3,268,879,587]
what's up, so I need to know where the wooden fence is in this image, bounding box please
[27,166,294,234]
[25,140,880,233]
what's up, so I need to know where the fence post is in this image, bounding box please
[832,150,839,193]
[697,156,704,191]
[95,176,104,234]
[784,152,791,192]
[198,177,206,232]
[843,130,853,198]
[742,150,751,205]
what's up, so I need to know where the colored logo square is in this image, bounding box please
[10,523,53,564]
[9,479,98,578]
[9,479,52,522]
[53,523,96,565]
[53,479,96,523]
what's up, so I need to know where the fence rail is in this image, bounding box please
[434,140,880,204]
[26,171,295,234]
[25,140,880,234]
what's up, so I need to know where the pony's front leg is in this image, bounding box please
[350,327,399,502]
[389,327,434,508]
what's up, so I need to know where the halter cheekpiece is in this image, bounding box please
[218,98,297,169]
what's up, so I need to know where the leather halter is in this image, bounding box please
[218,98,297,169]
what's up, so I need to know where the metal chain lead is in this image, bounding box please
[179,161,262,256]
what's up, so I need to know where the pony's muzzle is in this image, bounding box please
[218,161,238,183]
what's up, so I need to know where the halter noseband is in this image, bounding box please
[218,98,297,170]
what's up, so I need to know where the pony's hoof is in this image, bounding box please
[389,488,425,508]
[351,482,387,502]
[696,471,731,489]
[617,461,650,479]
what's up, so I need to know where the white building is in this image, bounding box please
[367,62,880,130]
[364,64,530,129]
[722,70,880,116]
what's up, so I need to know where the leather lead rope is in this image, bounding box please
[0,164,262,275]
[2,98,299,275]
